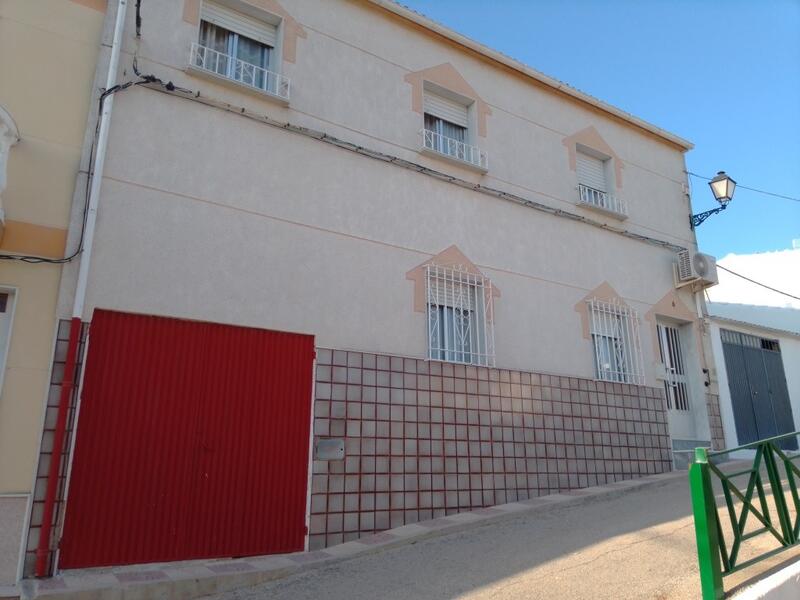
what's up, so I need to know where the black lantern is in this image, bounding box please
[708,171,736,205]
[691,171,736,228]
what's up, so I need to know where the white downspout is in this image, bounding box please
[72,0,128,320]
[35,0,128,577]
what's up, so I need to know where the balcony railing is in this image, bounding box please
[578,183,627,218]
[422,129,488,171]
[190,42,290,101]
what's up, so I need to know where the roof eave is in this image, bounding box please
[367,0,694,152]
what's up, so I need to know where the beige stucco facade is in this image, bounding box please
[0,0,105,586]
[57,3,712,392]
[53,0,715,438]
[0,0,725,578]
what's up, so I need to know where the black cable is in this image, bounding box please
[0,67,181,264]
[687,172,800,203]
[716,264,800,302]
[135,0,142,38]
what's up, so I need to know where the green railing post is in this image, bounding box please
[762,443,795,545]
[690,447,724,600]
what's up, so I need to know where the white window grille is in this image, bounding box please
[587,298,645,385]
[657,323,690,410]
[578,184,627,216]
[426,264,495,366]
[190,3,289,101]
[422,128,488,170]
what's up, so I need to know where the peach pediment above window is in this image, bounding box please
[574,281,630,340]
[406,245,500,313]
[183,0,307,63]
[404,63,491,137]
[563,126,624,189]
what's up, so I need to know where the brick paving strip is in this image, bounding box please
[8,471,687,600]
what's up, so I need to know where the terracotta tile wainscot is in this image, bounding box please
[309,348,672,550]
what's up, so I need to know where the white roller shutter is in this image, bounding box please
[423,92,469,128]
[576,150,607,192]
[428,274,477,310]
[201,1,277,47]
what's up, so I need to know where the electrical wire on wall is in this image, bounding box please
[0,67,183,264]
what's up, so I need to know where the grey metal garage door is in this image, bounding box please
[720,329,797,450]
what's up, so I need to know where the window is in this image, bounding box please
[421,89,487,170]
[657,323,690,410]
[577,148,626,216]
[190,1,289,100]
[0,289,16,394]
[426,264,494,366]
[587,298,644,385]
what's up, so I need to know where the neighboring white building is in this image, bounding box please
[708,302,800,458]
[16,0,731,580]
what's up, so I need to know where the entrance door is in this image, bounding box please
[58,309,315,569]
[657,323,690,411]
[720,328,797,450]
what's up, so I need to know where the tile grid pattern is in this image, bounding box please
[705,393,725,451]
[24,320,90,577]
[309,348,671,550]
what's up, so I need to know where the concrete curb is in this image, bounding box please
[732,559,800,600]
[13,471,686,600]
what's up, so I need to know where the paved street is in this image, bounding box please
[205,471,800,600]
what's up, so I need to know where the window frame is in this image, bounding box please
[420,83,488,172]
[575,144,627,218]
[587,298,645,385]
[0,286,18,396]
[425,264,495,367]
[190,1,289,101]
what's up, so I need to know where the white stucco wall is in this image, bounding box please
[56,0,708,415]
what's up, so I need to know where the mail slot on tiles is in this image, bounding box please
[315,438,344,460]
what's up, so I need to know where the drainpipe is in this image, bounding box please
[35,0,128,577]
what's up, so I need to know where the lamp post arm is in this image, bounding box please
[691,204,727,229]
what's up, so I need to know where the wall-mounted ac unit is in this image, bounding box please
[674,250,718,288]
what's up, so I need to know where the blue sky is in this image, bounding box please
[402,0,800,258]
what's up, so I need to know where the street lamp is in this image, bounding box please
[691,171,736,228]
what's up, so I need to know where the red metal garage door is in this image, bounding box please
[58,309,315,569]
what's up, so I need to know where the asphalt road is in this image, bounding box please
[206,471,800,600]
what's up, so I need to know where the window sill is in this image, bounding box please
[186,65,290,106]
[420,147,488,174]
[577,199,628,221]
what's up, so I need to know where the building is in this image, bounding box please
[708,303,800,458]
[704,248,800,457]
[4,0,729,583]
[0,0,106,588]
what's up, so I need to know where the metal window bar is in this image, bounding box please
[426,263,495,366]
[421,129,489,170]
[190,42,290,100]
[588,298,645,385]
[657,323,690,410]
[578,183,627,216]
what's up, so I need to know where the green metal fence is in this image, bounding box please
[689,431,800,599]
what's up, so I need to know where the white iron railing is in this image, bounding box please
[426,264,495,367]
[587,297,645,386]
[190,42,290,101]
[422,129,488,171]
[578,183,627,217]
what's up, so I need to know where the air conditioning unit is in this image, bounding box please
[674,250,718,287]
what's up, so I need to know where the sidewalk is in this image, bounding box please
[18,467,800,600]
